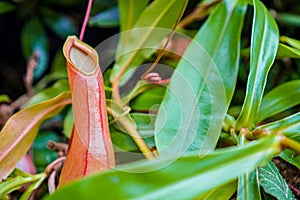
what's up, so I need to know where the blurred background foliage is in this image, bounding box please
[0,0,300,197]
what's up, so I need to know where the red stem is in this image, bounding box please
[79,0,93,41]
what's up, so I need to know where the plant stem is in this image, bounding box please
[281,136,300,154]
[106,106,155,159]
[79,0,93,41]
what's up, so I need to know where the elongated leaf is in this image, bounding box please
[276,43,300,58]
[155,1,247,156]
[0,2,15,14]
[63,106,73,138]
[118,0,149,32]
[241,43,300,59]
[254,112,300,138]
[259,161,295,200]
[59,36,115,187]
[21,18,49,80]
[277,13,300,27]
[196,181,237,200]
[281,36,300,49]
[280,149,300,169]
[0,92,71,179]
[0,171,45,198]
[238,170,261,200]
[89,6,120,28]
[46,135,282,200]
[25,79,70,108]
[257,80,300,123]
[107,100,154,158]
[236,0,279,129]
[110,0,187,85]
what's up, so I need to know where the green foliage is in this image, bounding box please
[1,0,300,199]
[259,161,295,199]
[155,0,246,155]
[45,135,282,200]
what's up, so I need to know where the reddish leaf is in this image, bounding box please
[59,36,115,187]
[0,92,72,179]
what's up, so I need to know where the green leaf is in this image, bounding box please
[63,106,73,138]
[118,0,149,32]
[45,135,282,200]
[42,8,77,39]
[259,161,295,200]
[25,79,70,108]
[257,80,300,123]
[238,170,261,200]
[196,181,237,200]
[254,112,300,139]
[155,1,247,156]
[0,170,45,198]
[241,43,300,59]
[281,36,300,50]
[131,113,155,137]
[0,2,15,14]
[0,92,71,179]
[110,0,187,85]
[89,6,120,28]
[280,149,300,169]
[277,13,300,27]
[19,173,46,200]
[111,113,155,152]
[21,18,49,80]
[236,0,279,129]
[276,43,300,58]
[130,86,165,111]
[0,95,10,103]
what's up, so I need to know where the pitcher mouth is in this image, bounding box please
[63,36,99,76]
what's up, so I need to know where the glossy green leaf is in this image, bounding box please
[155,1,247,156]
[89,6,119,28]
[118,0,149,32]
[196,181,237,200]
[0,92,71,179]
[63,106,73,138]
[21,18,49,80]
[25,79,70,108]
[0,169,45,198]
[110,0,187,85]
[257,80,300,123]
[241,43,300,59]
[281,36,300,50]
[46,135,282,200]
[238,170,261,200]
[236,0,279,129]
[254,112,300,139]
[276,43,300,58]
[42,8,77,39]
[130,86,165,111]
[259,161,295,200]
[19,173,46,200]
[111,113,155,152]
[131,113,155,137]
[0,2,15,14]
[107,100,154,158]
[280,149,300,169]
[277,13,300,27]
[0,95,10,103]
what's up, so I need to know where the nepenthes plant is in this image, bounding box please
[0,0,300,199]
